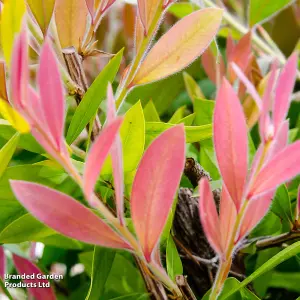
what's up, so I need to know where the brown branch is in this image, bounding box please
[175,276,197,300]
[62,47,101,141]
[184,158,211,187]
[242,231,300,251]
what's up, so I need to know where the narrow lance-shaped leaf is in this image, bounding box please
[55,0,88,50]
[10,181,131,249]
[273,53,298,134]
[214,79,248,210]
[106,84,124,224]
[0,0,26,66]
[238,191,274,241]
[248,141,300,199]
[132,8,223,85]
[131,125,185,262]
[83,118,123,201]
[13,254,56,300]
[27,0,55,35]
[137,0,162,34]
[219,185,237,252]
[0,132,20,179]
[38,40,65,150]
[199,178,223,256]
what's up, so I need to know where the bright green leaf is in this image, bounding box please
[169,106,185,124]
[145,122,212,147]
[223,241,300,299]
[249,0,294,27]
[0,132,19,178]
[194,98,215,126]
[67,49,123,144]
[143,100,160,122]
[175,113,195,126]
[168,3,197,19]
[166,235,183,281]
[183,72,204,102]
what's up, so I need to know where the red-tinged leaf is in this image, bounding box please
[0,246,5,280]
[99,0,116,13]
[55,0,88,50]
[259,62,278,142]
[83,118,123,201]
[219,185,237,252]
[13,254,56,300]
[273,53,298,133]
[10,30,28,111]
[269,120,289,158]
[85,0,95,18]
[0,61,8,101]
[133,8,223,85]
[201,47,225,84]
[198,178,223,256]
[248,141,300,198]
[107,84,124,224]
[227,32,252,82]
[296,186,300,221]
[231,62,262,111]
[238,191,273,240]
[214,79,248,210]
[131,125,185,261]
[135,14,144,53]
[137,0,161,34]
[38,41,65,150]
[27,0,55,35]
[10,181,130,249]
[226,34,235,61]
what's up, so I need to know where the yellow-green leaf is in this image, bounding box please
[27,0,55,35]
[143,100,160,122]
[133,8,223,85]
[0,99,30,133]
[1,0,26,66]
[0,132,20,178]
[183,72,204,102]
[55,0,88,50]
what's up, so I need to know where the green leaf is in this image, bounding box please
[194,98,215,126]
[86,247,116,300]
[200,139,220,180]
[169,106,185,123]
[101,101,145,174]
[67,49,124,144]
[166,235,183,281]
[0,133,19,178]
[271,184,293,225]
[175,113,195,126]
[0,213,83,249]
[0,123,44,153]
[268,271,300,293]
[145,122,212,147]
[143,100,160,122]
[183,72,204,102]
[168,3,197,19]
[203,278,260,300]
[108,294,149,300]
[223,241,300,299]
[249,0,294,27]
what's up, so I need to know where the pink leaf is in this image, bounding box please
[219,185,237,252]
[226,34,235,62]
[13,254,56,300]
[269,120,289,158]
[10,30,28,111]
[38,41,65,151]
[259,61,278,142]
[83,118,123,201]
[214,79,248,210]
[106,84,124,224]
[248,141,300,198]
[10,181,130,250]
[198,178,223,256]
[131,125,185,261]
[0,246,5,280]
[273,53,298,133]
[231,62,262,111]
[238,191,273,240]
[85,0,95,18]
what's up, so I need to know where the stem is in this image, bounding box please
[115,3,164,110]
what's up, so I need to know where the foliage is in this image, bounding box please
[0,0,299,299]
